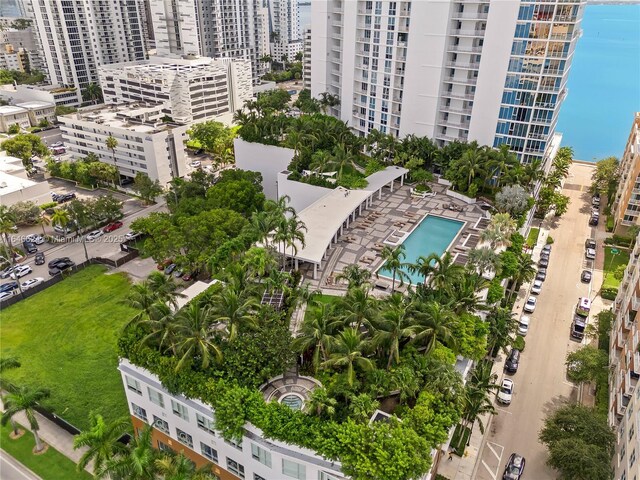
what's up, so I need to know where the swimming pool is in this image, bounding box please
[378,215,465,285]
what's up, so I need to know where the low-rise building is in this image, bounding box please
[15,101,56,126]
[98,56,253,125]
[0,105,30,132]
[613,113,640,234]
[0,151,50,206]
[59,103,188,185]
[0,84,79,108]
[610,234,640,480]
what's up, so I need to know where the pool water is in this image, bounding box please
[378,215,465,285]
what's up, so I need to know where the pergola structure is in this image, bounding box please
[278,166,408,279]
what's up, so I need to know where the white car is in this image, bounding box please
[517,316,530,336]
[21,277,44,290]
[190,161,202,168]
[586,248,596,260]
[497,378,514,405]
[25,234,45,245]
[523,296,537,313]
[85,230,104,241]
[125,231,141,241]
[530,280,543,295]
[0,291,13,301]
[10,265,32,279]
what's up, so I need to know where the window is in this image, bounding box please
[251,443,272,467]
[200,442,218,463]
[225,438,243,451]
[282,459,306,479]
[196,413,215,435]
[254,475,266,480]
[158,440,175,454]
[131,403,147,422]
[176,428,193,448]
[630,423,636,441]
[152,415,169,434]
[631,449,636,468]
[319,472,340,480]
[171,400,189,421]
[147,387,164,407]
[227,458,245,478]
[126,376,142,394]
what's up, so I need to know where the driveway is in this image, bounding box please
[475,163,601,480]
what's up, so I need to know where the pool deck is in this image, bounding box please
[300,183,488,294]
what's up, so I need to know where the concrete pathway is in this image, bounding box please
[0,450,42,480]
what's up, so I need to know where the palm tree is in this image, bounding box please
[340,287,378,331]
[125,282,159,328]
[489,144,518,190]
[467,246,502,277]
[146,271,185,310]
[0,356,20,391]
[459,148,486,190]
[1,386,50,452]
[51,208,70,230]
[335,264,372,290]
[173,303,222,371]
[309,150,333,173]
[461,362,498,435]
[211,287,258,340]
[0,205,22,296]
[304,387,337,418]
[348,393,380,422]
[140,303,180,354]
[97,426,157,480]
[249,211,276,249]
[322,328,374,386]
[36,213,50,238]
[82,83,103,104]
[411,301,457,354]
[486,307,517,356]
[155,452,218,480]
[105,135,118,170]
[449,274,488,316]
[521,158,544,188]
[507,253,536,300]
[378,245,411,291]
[427,252,465,292]
[73,413,130,475]
[328,144,357,181]
[481,213,516,249]
[373,293,415,369]
[293,303,342,371]
[283,216,307,266]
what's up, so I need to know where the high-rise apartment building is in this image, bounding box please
[99,56,253,125]
[149,0,270,84]
[303,27,312,90]
[269,0,302,62]
[30,0,148,106]
[612,113,640,234]
[311,0,585,164]
[609,234,640,480]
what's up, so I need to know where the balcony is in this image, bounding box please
[437,132,468,142]
[446,75,478,86]
[440,104,473,115]
[451,29,486,37]
[451,11,489,20]
[442,91,475,101]
[448,44,483,53]
[447,61,480,69]
[547,50,571,59]
[555,15,579,22]
[439,118,470,129]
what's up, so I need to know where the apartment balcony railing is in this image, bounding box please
[555,15,579,22]
[547,50,571,59]
[447,61,480,69]
[451,29,486,37]
[442,91,475,100]
[451,11,489,20]
[439,118,471,128]
[448,45,483,53]
[446,76,478,85]
[437,132,468,142]
[440,104,472,115]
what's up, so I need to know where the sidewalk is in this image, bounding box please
[436,223,549,480]
[1,400,93,474]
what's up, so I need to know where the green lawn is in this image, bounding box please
[1,265,136,431]
[449,424,471,456]
[525,227,540,248]
[0,418,92,480]
[603,247,631,290]
[304,294,342,321]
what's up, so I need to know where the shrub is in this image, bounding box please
[601,288,618,301]
[364,159,386,176]
[486,279,504,304]
[337,173,368,189]
[39,201,57,210]
[606,216,614,232]
[546,236,554,245]
[7,123,20,134]
[611,234,632,247]
[512,336,525,352]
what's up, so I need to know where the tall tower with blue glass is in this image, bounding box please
[495,0,585,164]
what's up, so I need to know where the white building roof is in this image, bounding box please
[288,187,371,264]
[0,105,27,115]
[16,101,54,110]
[62,103,178,135]
[363,165,409,191]
[0,171,38,195]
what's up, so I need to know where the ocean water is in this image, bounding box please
[299,2,311,31]
[556,5,640,161]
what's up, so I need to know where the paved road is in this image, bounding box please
[0,450,42,480]
[34,127,63,147]
[476,163,601,480]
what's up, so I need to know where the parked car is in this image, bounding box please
[504,349,521,374]
[542,244,552,254]
[125,231,141,241]
[48,260,75,276]
[581,270,593,283]
[51,141,64,148]
[56,193,76,203]
[0,291,14,301]
[592,196,600,206]
[0,265,22,279]
[531,280,543,295]
[21,277,44,290]
[182,271,195,281]
[103,221,124,233]
[589,216,599,226]
[34,252,45,265]
[173,268,184,278]
[54,224,74,235]
[502,453,526,480]
[540,252,550,261]
[85,230,104,241]
[48,257,71,269]
[121,177,134,185]
[585,238,596,249]
[11,265,32,278]
[517,316,530,336]
[0,281,19,293]
[25,234,45,245]
[523,296,537,313]
[190,161,202,168]
[585,248,596,260]
[22,241,37,254]
[538,257,549,268]
[164,263,177,275]
[497,378,514,405]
